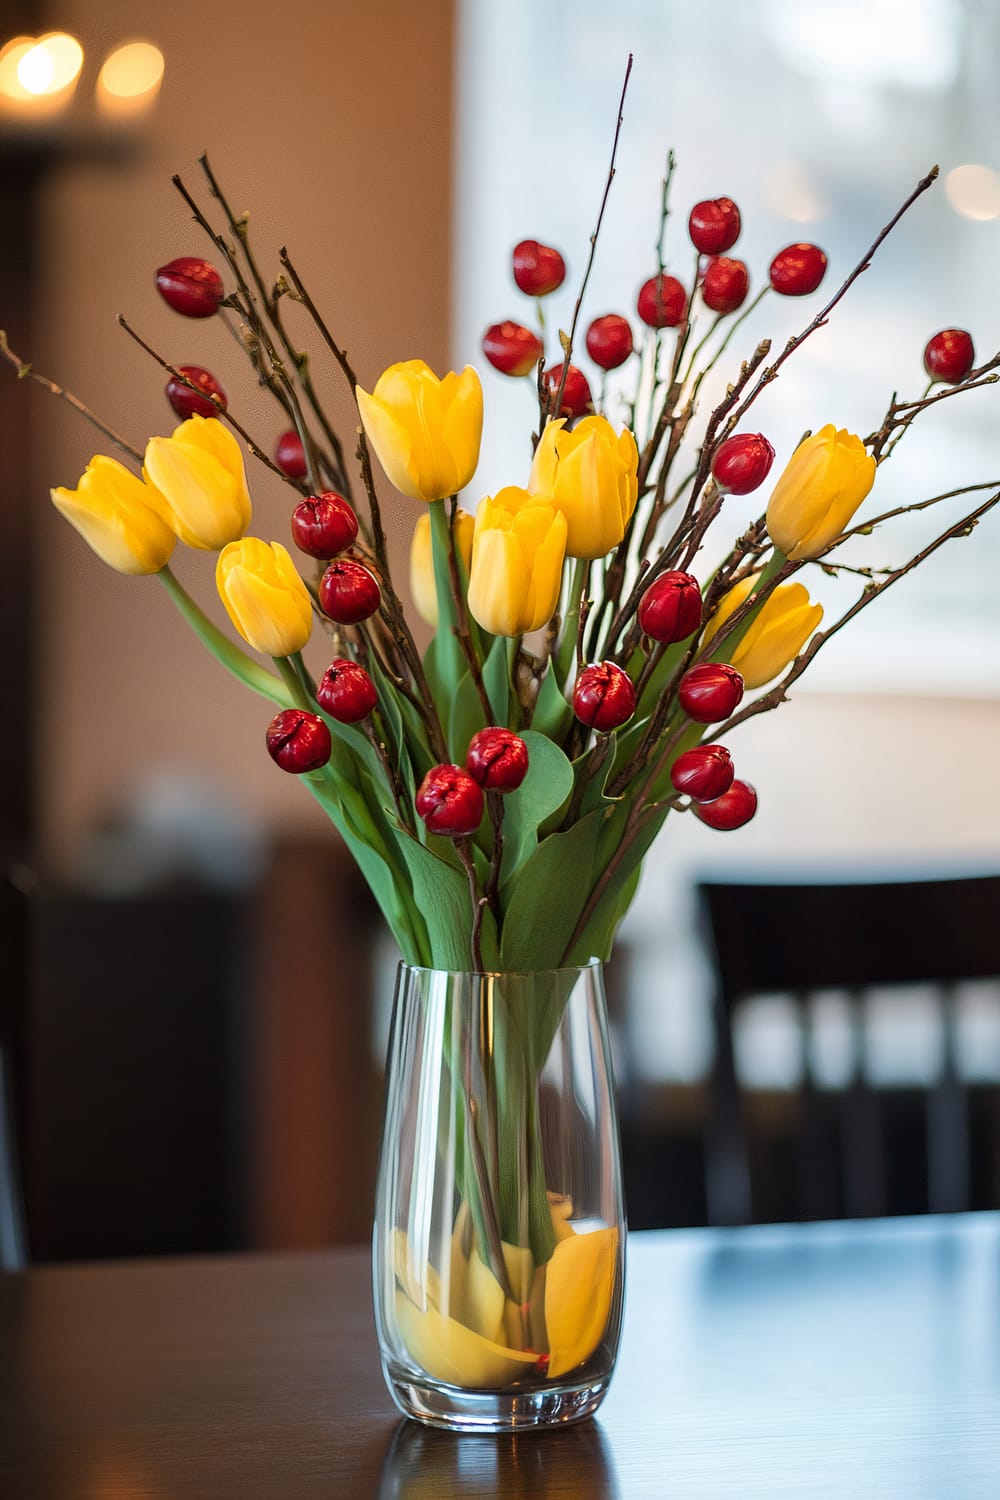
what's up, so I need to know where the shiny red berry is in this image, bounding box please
[711,433,776,496]
[465,727,529,792]
[543,363,593,418]
[688,198,741,255]
[482,321,544,377]
[154,256,225,318]
[165,365,227,421]
[319,559,381,624]
[585,314,634,370]
[266,708,332,774]
[701,257,749,315]
[692,779,758,830]
[677,663,744,723]
[637,571,703,644]
[636,274,687,329]
[291,492,358,559]
[573,662,636,732]
[275,430,308,479]
[512,239,566,297]
[670,744,735,802]
[416,764,485,837]
[316,659,377,723]
[923,328,975,385]
[769,243,827,296]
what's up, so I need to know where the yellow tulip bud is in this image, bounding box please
[528,415,638,560]
[467,487,567,636]
[408,508,475,627]
[703,574,823,689]
[766,424,875,560]
[356,359,483,503]
[216,537,313,657]
[143,415,252,551]
[51,455,176,575]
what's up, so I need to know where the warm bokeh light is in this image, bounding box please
[18,33,83,94]
[0,32,83,114]
[944,163,1000,221]
[96,41,164,118]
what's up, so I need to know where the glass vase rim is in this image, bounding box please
[395,957,603,980]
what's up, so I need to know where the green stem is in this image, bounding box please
[159,567,291,707]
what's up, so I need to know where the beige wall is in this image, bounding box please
[30,0,454,871]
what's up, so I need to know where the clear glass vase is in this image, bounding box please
[372,960,625,1432]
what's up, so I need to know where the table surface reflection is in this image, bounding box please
[2,1214,1000,1498]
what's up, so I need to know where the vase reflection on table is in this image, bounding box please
[373,961,625,1431]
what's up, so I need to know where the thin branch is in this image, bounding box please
[1,332,141,462]
[548,54,633,421]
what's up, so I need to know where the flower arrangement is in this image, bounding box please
[6,61,999,1415]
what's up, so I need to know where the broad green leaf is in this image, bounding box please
[481,634,512,729]
[499,731,575,890]
[563,803,670,966]
[530,662,573,742]
[397,834,499,972]
[499,810,604,971]
[448,669,487,764]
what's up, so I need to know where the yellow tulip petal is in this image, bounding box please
[544,1226,619,1379]
[395,1290,539,1389]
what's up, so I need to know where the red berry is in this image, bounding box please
[165,365,228,421]
[585,314,634,370]
[465,727,529,792]
[573,662,636,732]
[692,779,758,830]
[291,492,358,559]
[266,708,332,774]
[711,433,776,496]
[416,764,485,837]
[688,198,741,256]
[701,257,749,315]
[670,744,734,802]
[154,256,225,318]
[316,659,378,723]
[275,429,308,479]
[636,274,688,330]
[923,328,975,385]
[637,571,703,644]
[319,559,381,624]
[512,239,566,297]
[482,321,544,377]
[543,363,593,419]
[769,243,827,296]
[677,663,744,723]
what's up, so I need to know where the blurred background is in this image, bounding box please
[2,0,1000,1263]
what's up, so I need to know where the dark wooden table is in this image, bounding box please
[3,1214,1000,1497]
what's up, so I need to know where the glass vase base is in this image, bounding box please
[384,1363,611,1433]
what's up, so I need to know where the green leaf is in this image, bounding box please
[530,661,573,741]
[481,635,512,729]
[397,835,488,970]
[499,731,574,889]
[499,810,604,971]
[562,804,670,966]
[448,669,487,764]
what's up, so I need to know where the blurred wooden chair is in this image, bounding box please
[697,872,1000,1226]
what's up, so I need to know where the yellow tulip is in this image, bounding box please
[528,415,639,560]
[766,424,875,559]
[51,454,176,575]
[703,574,823,689]
[216,537,313,657]
[543,1226,619,1378]
[356,359,483,503]
[467,487,567,636]
[408,508,475,627]
[143,414,251,550]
